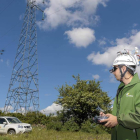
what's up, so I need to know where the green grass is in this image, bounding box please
[0,127,111,140]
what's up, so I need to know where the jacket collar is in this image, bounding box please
[118,73,140,89]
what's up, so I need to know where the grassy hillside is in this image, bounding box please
[0,127,111,140]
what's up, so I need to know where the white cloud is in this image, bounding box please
[35,0,44,5]
[92,74,100,79]
[131,29,138,35]
[133,23,138,28]
[37,0,109,29]
[65,28,96,48]
[98,37,107,45]
[18,107,26,113]
[98,37,117,46]
[1,106,13,112]
[40,103,63,116]
[87,31,140,67]
[13,107,26,114]
[109,40,116,46]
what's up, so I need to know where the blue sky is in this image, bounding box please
[1,0,140,115]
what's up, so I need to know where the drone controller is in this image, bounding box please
[93,116,108,125]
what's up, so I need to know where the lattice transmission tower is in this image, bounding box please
[4,0,44,113]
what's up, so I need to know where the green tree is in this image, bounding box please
[55,75,112,126]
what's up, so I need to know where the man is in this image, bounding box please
[100,48,140,140]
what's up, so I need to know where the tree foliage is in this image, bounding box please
[55,75,112,126]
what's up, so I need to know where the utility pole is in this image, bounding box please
[4,0,44,114]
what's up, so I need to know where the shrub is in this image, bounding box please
[46,121,62,131]
[80,119,110,134]
[62,117,79,132]
[80,120,95,133]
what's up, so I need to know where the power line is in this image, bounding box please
[0,0,18,16]
[0,23,20,39]
[3,37,18,49]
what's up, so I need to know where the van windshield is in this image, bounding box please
[7,118,22,124]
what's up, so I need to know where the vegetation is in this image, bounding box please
[0,75,112,136]
[55,75,112,127]
[0,126,111,140]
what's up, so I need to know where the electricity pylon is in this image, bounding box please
[4,0,44,114]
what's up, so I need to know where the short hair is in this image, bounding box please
[127,65,136,76]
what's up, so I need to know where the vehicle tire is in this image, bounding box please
[8,129,16,135]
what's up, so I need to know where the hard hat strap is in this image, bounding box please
[118,65,128,81]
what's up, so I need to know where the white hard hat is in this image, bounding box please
[111,48,140,73]
[113,54,137,66]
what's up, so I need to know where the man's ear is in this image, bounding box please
[122,66,126,72]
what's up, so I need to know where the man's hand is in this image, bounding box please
[100,114,118,128]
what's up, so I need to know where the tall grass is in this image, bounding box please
[0,127,111,140]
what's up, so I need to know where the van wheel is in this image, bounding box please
[8,129,16,135]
